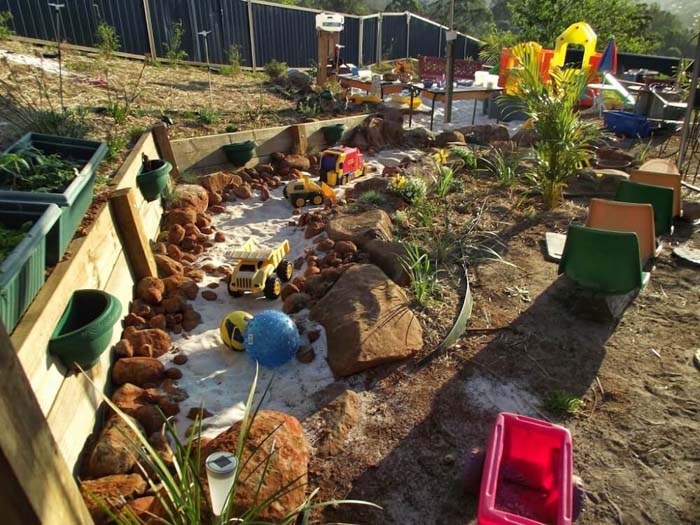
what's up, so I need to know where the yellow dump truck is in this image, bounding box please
[228,239,293,299]
[282,174,336,207]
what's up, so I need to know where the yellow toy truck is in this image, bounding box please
[283,173,336,207]
[228,240,293,300]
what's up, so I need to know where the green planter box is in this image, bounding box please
[0,201,62,334]
[0,133,108,264]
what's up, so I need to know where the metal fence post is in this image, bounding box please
[405,12,410,58]
[376,14,382,63]
[438,27,442,57]
[141,0,157,60]
[247,0,257,71]
[358,17,364,66]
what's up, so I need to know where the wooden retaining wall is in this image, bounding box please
[9,130,165,474]
[171,114,370,173]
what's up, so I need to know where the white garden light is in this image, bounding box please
[205,451,238,516]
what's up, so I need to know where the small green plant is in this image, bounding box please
[198,108,220,125]
[296,99,319,118]
[164,20,188,65]
[451,146,478,170]
[356,190,386,208]
[0,221,31,262]
[128,126,147,144]
[264,59,287,81]
[637,139,654,164]
[225,123,239,133]
[103,61,148,124]
[0,146,79,193]
[96,22,120,60]
[227,44,242,75]
[544,390,584,417]
[481,148,523,187]
[389,175,428,204]
[393,209,409,229]
[0,11,14,40]
[399,242,440,307]
[106,136,128,160]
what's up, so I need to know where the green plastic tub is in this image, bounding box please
[0,201,62,334]
[223,141,256,166]
[0,133,108,264]
[137,158,172,202]
[322,123,346,145]
[49,289,122,371]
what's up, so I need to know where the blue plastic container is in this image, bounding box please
[603,111,651,138]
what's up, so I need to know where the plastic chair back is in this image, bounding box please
[586,198,656,264]
[630,169,681,217]
[614,180,674,236]
[558,225,646,294]
[639,158,680,175]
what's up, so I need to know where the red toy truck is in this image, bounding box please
[466,413,585,525]
[319,146,365,187]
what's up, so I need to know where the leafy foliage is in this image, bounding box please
[198,108,220,125]
[357,190,386,207]
[389,174,428,203]
[164,20,188,65]
[96,22,120,60]
[0,10,13,40]
[264,59,288,81]
[0,222,31,262]
[399,242,440,307]
[544,390,584,417]
[479,29,520,65]
[499,43,598,208]
[481,147,524,187]
[0,146,79,193]
[427,0,493,37]
[385,0,424,13]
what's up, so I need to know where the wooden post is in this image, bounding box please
[151,124,180,179]
[317,31,330,85]
[110,188,158,281]
[0,323,93,525]
[141,0,157,61]
[291,124,307,155]
[247,0,258,72]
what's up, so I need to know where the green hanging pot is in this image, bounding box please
[49,289,122,371]
[223,141,257,167]
[137,158,172,202]
[322,123,346,145]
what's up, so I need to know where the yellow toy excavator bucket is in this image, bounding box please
[320,182,337,202]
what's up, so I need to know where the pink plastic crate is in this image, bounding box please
[478,413,574,525]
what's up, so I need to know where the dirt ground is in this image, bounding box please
[313,177,700,524]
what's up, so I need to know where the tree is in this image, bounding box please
[300,0,369,14]
[427,0,494,37]
[507,0,659,54]
[385,0,424,14]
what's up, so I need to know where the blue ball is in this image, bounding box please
[243,310,300,367]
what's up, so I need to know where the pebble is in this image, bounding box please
[296,345,315,364]
[173,354,188,365]
[201,290,217,301]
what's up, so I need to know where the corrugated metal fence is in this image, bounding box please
[0,0,482,69]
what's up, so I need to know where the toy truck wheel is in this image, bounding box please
[464,447,486,496]
[264,275,282,299]
[276,260,293,282]
[312,194,323,205]
[228,289,244,297]
[572,475,585,522]
[294,196,306,208]
[283,185,289,198]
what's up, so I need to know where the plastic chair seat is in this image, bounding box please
[639,158,680,175]
[585,198,656,264]
[558,225,649,294]
[630,169,682,217]
[614,180,674,236]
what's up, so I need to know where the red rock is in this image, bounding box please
[196,212,212,229]
[214,231,226,243]
[303,247,315,256]
[198,171,235,194]
[283,293,310,314]
[201,411,309,521]
[182,309,202,331]
[317,238,335,251]
[233,185,252,199]
[114,339,134,358]
[171,185,209,214]
[149,314,167,331]
[284,154,311,170]
[209,204,226,214]
[129,299,152,317]
[152,241,168,255]
[294,256,305,269]
[208,191,223,206]
[304,266,320,278]
[161,295,185,314]
[281,283,300,301]
[124,313,146,327]
[86,416,143,477]
[155,254,184,277]
[181,253,197,264]
[112,357,165,386]
[122,326,172,358]
[173,353,188,365]
[291,277,306,291]
[80,474,147,521]
[162,275,198,300]
[164,207,197,228]
[201,290,217,301]
[260,187,271,201]
[305,222,325,238]
[167,244,183,261]
[334,240,358,255]
[136,277,165,306]
[165,367,183,380]
[185,269,206,282]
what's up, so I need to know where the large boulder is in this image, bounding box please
[364,239,410,286]
[80,474,146,522]
[86,416,143,477]
[198,171,234,194]
[435,130,466,147]
[170,184,209,214]
[326,209,393,247]
[404,127,435,148]
[201,411,309,521]
[310,264,423,376]
[122,327,172,358]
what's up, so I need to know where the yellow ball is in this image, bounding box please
[220,311,253,351]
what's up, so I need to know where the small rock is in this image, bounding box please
[155,254,184,277]
[112,357,165,386]
[260,187,271,201]
[162,295,186,314]
[208,191,223,206]
[124,313,146,327]
[187,407,214,420]
[185,269,206,282]
[296,345,315,363]
[165,367,183,380]
[209,205,226,214]
[114,339,134,358]
[168,224,186,245]
[294,256,305,269]
[164,207,197,228]
[182,309,202,331]
[173,353,188,365]
[283,292,311,314]
[201,290,217,301]
[334,240,358,255]
[167,244,183,261]
[122,326,172,358]
[305,222,325,239]
[136,277,165,306]
[80,474,146,521]
[281,283,300,301]
[214,231,226,242]
[308,329,321,343]
[317,238,335,251]
[233,184,252,199]
[149,314,167,331]
[86,417,143,477]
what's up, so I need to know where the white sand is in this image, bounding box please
[0,49,79,77]
[463,373,541,417]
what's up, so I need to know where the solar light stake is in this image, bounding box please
[205,451,238,516]
[198,30,213,108]
[48,2,66,110]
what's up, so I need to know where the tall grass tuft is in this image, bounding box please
[400,242,440,307]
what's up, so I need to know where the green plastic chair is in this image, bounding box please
[558,225,650,294]
[614,180,674,236]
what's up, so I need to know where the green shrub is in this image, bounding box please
[198,108,219,125]
[106,135,128,160]
[225,123,239,133]
[264,59,287,81]
[544,390,584,417]
[0,11,13,40]
[389,175,428,204]
[164,20,188,65]
[96,22,120,60]
[227,44,242,75]
[128,126,147,144]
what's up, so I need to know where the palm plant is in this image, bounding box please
[499,43,598,208]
